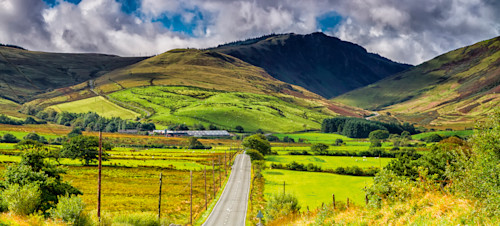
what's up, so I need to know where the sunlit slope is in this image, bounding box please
[25,49,368,132]
[334,36,500,127]
[0,46,146,103]
[107,86,331,132]
[92,49,319,98]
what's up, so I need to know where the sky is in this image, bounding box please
[0,0,499,65]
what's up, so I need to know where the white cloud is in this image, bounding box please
[0,0,498,64]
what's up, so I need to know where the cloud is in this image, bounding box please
[0,0,498,64]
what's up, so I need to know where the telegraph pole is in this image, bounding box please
[97,131,102,222]
[158,173,163,219]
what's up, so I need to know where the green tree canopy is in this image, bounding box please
[369,130,390,141]
[61,136,112,165]
[2,143,81,213]
[242,134,271,155]
[2,133,19,143]
[311,143,329,155]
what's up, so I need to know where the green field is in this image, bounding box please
[0,130,63,140]
[411,130,474,140]
[274,132,353,144]
[49,96,140,119]
[265,155,391,169]
[263,169,371,208]
[109,86,330,132]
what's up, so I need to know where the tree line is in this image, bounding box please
[321,117,417,138]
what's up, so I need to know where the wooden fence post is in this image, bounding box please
[332,194,335,210]
[204,167,207,210]
[158,173,162,219]
[190,170,193,225]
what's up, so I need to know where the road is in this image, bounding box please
[203,154,251,226]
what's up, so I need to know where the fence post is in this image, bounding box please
[332,194,335,210]
[204,167,207,210]
[347,197,350,209]
[190,170,193,225]
[212,161,216,197]
[158,173,162,219]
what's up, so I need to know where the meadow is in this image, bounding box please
[411,130,474,140]
[265,155,391,169]
[263,169,372,208]
[49,96,140,119]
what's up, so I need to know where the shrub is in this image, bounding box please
[265,193,300,221]
[311,143,328,155]
[2,183,41,215]
[50,195,88,225]
[1,133,19,143]
[246,149,264,161]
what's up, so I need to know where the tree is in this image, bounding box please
[68,127,83,138]
[334,138,344,146]
[2,143,81,213]
[209,124,218,130]
[425,134,443,143]
[246,149,264,161]
[186,137,207,149]
[369,130,390,141]
[2,133,19,143]
[311,143,329,155]
[235,125,244,133]
[242,134,271,155]
[255,128,264,134]
[62,136,111,165]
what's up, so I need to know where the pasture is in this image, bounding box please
[265,155,391,169]
[49,96,140,119]
[263,169,372,208]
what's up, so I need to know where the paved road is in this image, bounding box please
[203,154,251,226]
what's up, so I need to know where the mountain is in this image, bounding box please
[212,32,411,98]
[0,45,147,103]
[27,49,366,132]
[334,36,500,128]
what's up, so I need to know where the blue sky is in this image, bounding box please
[1,0,498,64]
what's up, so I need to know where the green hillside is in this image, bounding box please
[105,86,329,132]
[334,36,500,128]
[0,46,146,103]
[24,48,366,132]
[213,32,411,98]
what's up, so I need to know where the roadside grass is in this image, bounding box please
[49,96,140,119]
[411,130,474,140]
[265,155,391,169]
[263,169,371,209]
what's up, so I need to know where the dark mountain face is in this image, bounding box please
[0,46,147,103]
[212,32,411,98]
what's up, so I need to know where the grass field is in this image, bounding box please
[265,155,391,169]
[411,130,474,140]
[108,86,330,132]
[274,132,353,144]
[49,96,140,119]
[263,169,372,208]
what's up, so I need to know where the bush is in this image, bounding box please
[2,183,41,215]
[50,195,88,225]
[311,143,328,155]
[246,149,264,161]
[365,169,416,208]
[265,193,300,221]
[1,133,19,143]
[242,134,271,155]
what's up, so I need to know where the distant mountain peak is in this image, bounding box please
[212,32,411,98]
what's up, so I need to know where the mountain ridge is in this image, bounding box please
[212,32,411,98]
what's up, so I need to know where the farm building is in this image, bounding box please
[151,130,231,137]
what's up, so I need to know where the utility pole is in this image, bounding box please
[158,173,162,219]
[219,156,222,188]
[212,161,216,197]
[224,150,227,177]
[97,131,102,222]
[204,166,207,210]
[190,170,193,225]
